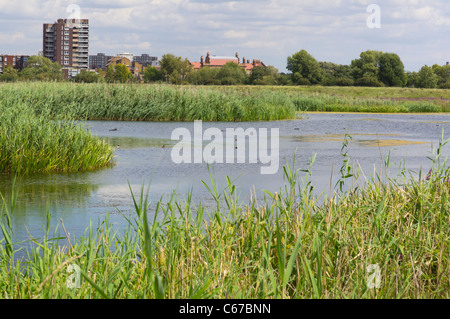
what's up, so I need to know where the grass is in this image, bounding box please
[0,104,115,175]
[1,138,449,299]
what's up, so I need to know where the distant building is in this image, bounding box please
[133,54,159,67]
[106,56,146,82]
[117,53,134,63]
[107,56,132,68]
[89,53,113,70]
[447,62,449,66]
[0,55,29,74]
[190,52,266,75]
[43,18,89,78]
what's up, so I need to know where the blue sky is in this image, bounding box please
[0,0,449,72]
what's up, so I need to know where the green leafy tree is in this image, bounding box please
[249,65,279,85]
[351,50,383,84]
[217,62,248,85]
[186,67,220,85]
[287,50,323,85]
[115,64,133,83]
[334,65,354,86]
[406,71,419,88]
[378,53,407,87]
[19,56,64,81]
[319,62,354,86]
[277,73,293,86]
[105,64,133,83]
[160,54,193,84]
[355,74,384,87]
[143,66,163,83]
[319,61,339,82]
[0,66,19,82]
[73,70,104,83]
[432,64,450,88]
[416,65,439,88]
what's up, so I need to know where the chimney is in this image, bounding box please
[235,52,239,59]
[243,57,246,64]
[205,52,210,64]
[200,56,204,66]
[247,59,250,64]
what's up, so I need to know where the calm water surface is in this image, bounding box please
[1,113,449,244]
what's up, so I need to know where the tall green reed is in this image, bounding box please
[0,139,448,299]
[0,104,115,175]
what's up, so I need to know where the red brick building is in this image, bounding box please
[0,55,29,74]
[190,52,266,75]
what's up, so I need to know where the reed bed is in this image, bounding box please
[0,105,115,175]
[1,142,449,299]
[207,85,450,113]
[2,83,447,126]
[0,82,297,122]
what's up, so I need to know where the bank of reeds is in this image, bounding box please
[1,142,449,299]
[290,93,444,113]
[0,105,115,175]
[0,82,297,122]
[208,86,450,113]
[2,83,447,125]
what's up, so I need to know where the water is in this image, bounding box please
[1,113,449,246]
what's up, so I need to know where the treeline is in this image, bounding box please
[286,49,450,89]
[1,51,449,89]
[125,50,450,88]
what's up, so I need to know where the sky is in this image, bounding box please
[0,0,449,72]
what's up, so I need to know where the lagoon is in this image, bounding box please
[1,112,449,245]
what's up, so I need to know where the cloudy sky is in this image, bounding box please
[0,0,449,72]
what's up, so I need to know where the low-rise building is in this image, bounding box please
[190,52,266,75]
[89,53,113,70]
[0,55,29,74]
[106,56,147,82]
[134,54,158,67]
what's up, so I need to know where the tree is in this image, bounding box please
[351,50,382,79]
[378,53,407,87]
[287,50,323,85]
[355,74,384,87]
[105,64,132,83]
[73,70,104,83]
[416,65,439,88]
[186,67,220,85]
[217,62,247,85]
[432,64,450,88]
[0,66,19,82]
[406,71,419,88]
[160,54,192,84]
[143,66,163,83]
[277,73,293,86]
[19,56,64,81]
[319,62,354,86]
[249,65,279,85]
[115,64,133,83]
[319,61,339,82]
